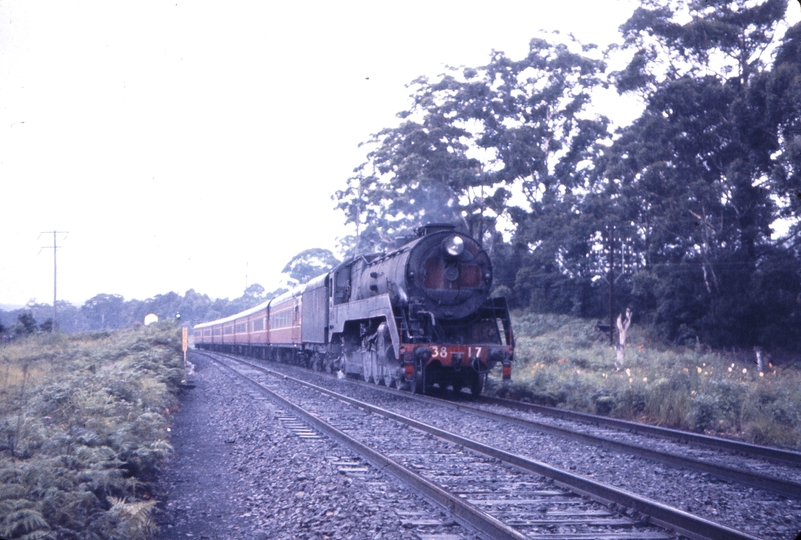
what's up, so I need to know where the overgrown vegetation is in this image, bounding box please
[0,323,184,539]
[335,1,801,353]
[487,313,801,450]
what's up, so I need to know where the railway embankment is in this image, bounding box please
[0,324,184,539]
[490,313,801,450]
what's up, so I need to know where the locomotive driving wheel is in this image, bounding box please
[471,372,486,396]
[381,345,399,389]
[310,353,323,372]
[384,369,397,389]
[362,351,373,383]
[404,360,426,394]
[370,351,383,385]
[325,355,338,374]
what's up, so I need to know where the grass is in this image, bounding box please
[485,312,801,450]
[0,323,184,540]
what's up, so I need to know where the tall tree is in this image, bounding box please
[615,0,787,93]
[281,248,340,286]
[765,23,801,248]
[332,2,801,350]
[336,34,609,256]
[81,294,126,330]
[600,0,798,345]
[14,313,38,336]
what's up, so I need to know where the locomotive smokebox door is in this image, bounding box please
[406,227,492,320]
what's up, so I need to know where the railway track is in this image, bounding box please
[200,350,781,540]
[239,352,801,497]
[250,353,801,500]
[466,396,801,498]
[478,395,801,469]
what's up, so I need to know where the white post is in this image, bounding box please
[615,308,632,369]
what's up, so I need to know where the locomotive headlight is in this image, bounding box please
[443,235,465,257]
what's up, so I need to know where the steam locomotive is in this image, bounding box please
[193,224,514,395]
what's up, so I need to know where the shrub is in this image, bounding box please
[688,379,745,432]
[0,323,183,539]
[488,312,801,448]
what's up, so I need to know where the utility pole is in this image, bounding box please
[354,180,362,258]
[608,226,615,346]
[39,231,68,330]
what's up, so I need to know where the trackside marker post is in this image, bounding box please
[182,327,188,368]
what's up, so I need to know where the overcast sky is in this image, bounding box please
[1,1,795,308]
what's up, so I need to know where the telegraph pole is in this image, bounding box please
[608,227,615,345]
[39,231,68,330]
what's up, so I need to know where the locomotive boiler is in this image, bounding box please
[194,223,513,395]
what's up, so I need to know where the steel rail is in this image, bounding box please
[401,393,801,498]
[482,395,801,467]
[214,352,761,540]
[211,348,801,468]
[216,351,801,496]
[206,353,528,540]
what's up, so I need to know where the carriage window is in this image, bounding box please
[271,309,292,328]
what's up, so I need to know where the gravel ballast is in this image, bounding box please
[154,351,475,540]
[258,359,801,540]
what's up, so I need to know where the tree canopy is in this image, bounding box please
[0,248,343,337]
[334,1,801,351]
[281,248,340,287]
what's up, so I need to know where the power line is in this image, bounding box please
[38,231,68,330]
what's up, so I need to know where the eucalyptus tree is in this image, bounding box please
[603,0,798,345]
[472,36,612,317]
[281,248,340,286]
[335,34,610,261]
[80,293,126,330]
[750,22,801,348]
[765,23,801,250]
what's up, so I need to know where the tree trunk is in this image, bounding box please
[615,308,632,369]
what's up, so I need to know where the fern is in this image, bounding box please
[17,531,54,540]
[3,508,51,539]
[0,467,23,483]
[75,445,120,467]
[0,483,26,501]
[0,498,35,531]
[108,496,158,538]
[0,325,183,539]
